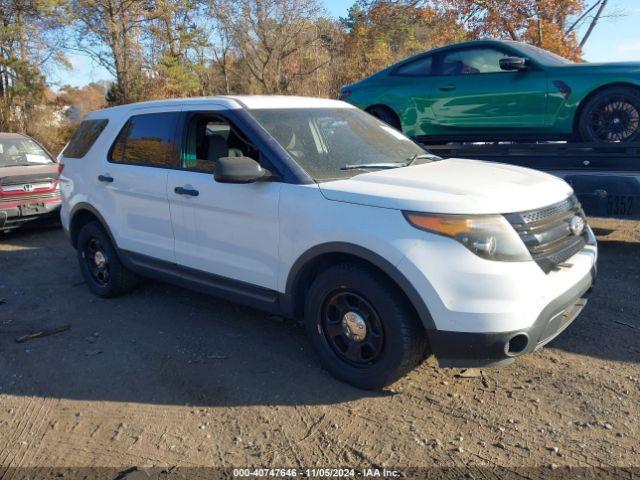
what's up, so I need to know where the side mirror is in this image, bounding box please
[213,156,269,184]
[499,56,528,71]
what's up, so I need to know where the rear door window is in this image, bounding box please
[109,112,179,169]
[62,119,108,158]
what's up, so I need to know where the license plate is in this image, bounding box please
[20,202,47,216]
[606,195,636,217]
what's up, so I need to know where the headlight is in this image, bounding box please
[404,212,531,262]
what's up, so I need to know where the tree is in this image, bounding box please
[434,0,611,61]
[145,0,209,97]
[209,0,333,94]
[577,0,609,48]
[0,0,68,133]
[341,1,465,83]
[69,0,152,104]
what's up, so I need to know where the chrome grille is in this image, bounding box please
[518,196,576,224]
[505,195,588,273]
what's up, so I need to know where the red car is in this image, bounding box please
[0,133,61,233]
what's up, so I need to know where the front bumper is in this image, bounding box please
[427,267,595,368]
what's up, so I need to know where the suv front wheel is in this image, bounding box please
[77,221,139,297]
[304,262,428,390]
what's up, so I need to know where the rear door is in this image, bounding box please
[95,107,180,262]
[430,46,549,129]
[167,105,282,290]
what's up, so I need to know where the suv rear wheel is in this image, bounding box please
[77,221,139,297]
[304,262,427,390]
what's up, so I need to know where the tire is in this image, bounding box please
[76,221,139,298]
[578,86,640,143]
[303,262,428,390]
[367,106,402,131]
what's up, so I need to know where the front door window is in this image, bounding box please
[182,114,258,174]
[440,47,511,75]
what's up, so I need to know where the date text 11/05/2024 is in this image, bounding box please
[233,468,401,478]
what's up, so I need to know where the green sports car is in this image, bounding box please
[340,40,640,143]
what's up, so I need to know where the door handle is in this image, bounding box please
[98,175,113,183]
[439,84,456,91]
[174,186,199,197]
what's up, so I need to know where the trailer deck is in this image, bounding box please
[424,142,640,220]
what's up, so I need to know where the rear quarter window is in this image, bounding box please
[62,119,109,158]
[392,56,433,77]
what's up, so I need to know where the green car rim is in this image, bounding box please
[586,94,640,142]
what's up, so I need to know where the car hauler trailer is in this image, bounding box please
[425,142,640,220]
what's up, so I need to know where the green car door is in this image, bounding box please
[378,54,440,137]
[429,46,549,130]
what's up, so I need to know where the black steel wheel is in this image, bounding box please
[83,237,110,286]
[76,221,139,297]
[304,262,428,390]
[321,290,384,365]
[579,87,640,143]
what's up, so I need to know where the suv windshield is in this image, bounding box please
[0,136,53,167]
[249,107,434,181]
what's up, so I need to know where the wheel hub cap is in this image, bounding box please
[342,311,367,342]
[94,250,106,268]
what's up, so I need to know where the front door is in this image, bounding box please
[430,46,549,129]
[167,107,282,290]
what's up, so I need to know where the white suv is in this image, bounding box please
[59,96,597,389]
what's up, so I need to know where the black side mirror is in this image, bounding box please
[213,156,269,184]
[499,57,528,71]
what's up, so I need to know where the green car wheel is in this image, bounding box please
[578,86,640,143]
[367,106,401,131]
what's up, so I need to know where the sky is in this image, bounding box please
[48,0,640,89]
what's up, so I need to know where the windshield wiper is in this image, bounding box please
[403,153,440,167]
[340,162,407,171]
[341,154,440,172]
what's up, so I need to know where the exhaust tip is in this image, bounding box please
[505,333,529,357]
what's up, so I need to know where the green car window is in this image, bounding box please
[440,48,510,75]
[393,56,433,77]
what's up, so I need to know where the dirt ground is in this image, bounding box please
[0,218,638,477]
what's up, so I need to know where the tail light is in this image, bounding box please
[339,88,352,100]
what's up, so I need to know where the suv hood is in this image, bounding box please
[318,158,573,215]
